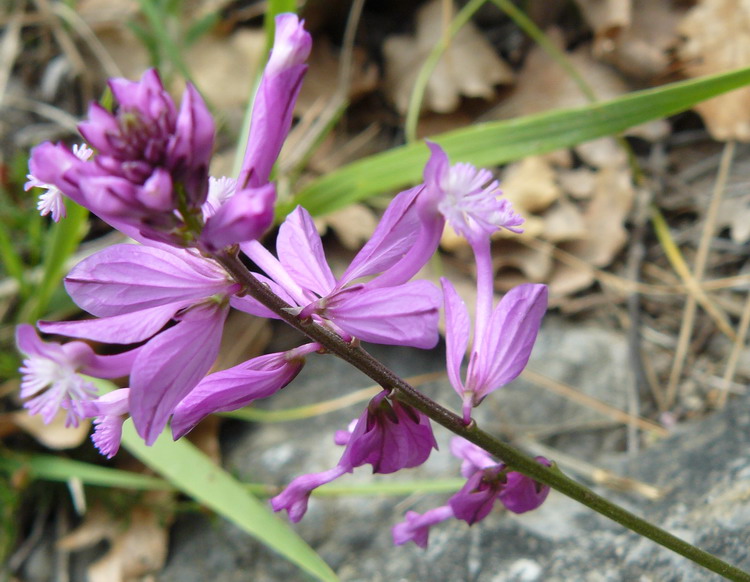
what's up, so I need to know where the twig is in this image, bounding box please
[665,140,736,409]
[521,368,668,438]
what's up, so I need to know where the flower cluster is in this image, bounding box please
[392,438,551,548]
[19,13,550,543]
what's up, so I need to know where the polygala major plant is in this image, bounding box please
[17,13,750,580]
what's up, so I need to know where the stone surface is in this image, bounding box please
[156,317,750,581]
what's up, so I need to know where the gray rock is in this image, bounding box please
[157,319,750,581]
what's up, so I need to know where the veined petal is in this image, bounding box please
[325,280,441,349]
[440,278,470,398]
[38,302,180,344]
[469,284,547,400]
[64,244,234,317]
[171,350,306,439]
[277,206,336,297]
[130,302,228,445]
[338,186,423,286]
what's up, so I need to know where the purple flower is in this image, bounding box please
[16,324,137,427]
[37,243,239,444]
[170,343,320,439]
[27,69,214,245]
[421,142,524,245]
[443,278,547,423]
[272,391,437,522]
[270,465,349,523]
[238,204,442,349]
[449,438,550,517]
[82,388,131,458]
[392,507,455,548]
[338,391,437,474]
[198,181,276,253]
[237,13,312,190]
[25,144,93,222]
[392,438,551,548]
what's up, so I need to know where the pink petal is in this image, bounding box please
[199,184,275,251]
[338,186,423,285]
[440,278,470,398]
[325,280,440,349]
[38,303,181,344]
[471,284,547,399]
[276,206,336,297]
[64,244,233,317]
[130,302,228,445]
[171,351,304,439]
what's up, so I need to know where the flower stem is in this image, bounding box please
[214,249,750,581]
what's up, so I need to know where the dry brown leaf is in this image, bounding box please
[184,30,266,113]
[567,165,635,266]
[487,29,628,116]
[58,498,170,582]
[11,410,90,449]
[383,0,514,114]
[317,203,380,250]
[575,0,632,40]
[295,37,379,115]
[558,167,597,199]
[575,136,628,169]
[486,29,668,141]
[501,156,562,213]
[494,241,554,282]
[594,0,685,79]
[547,259,597,297]
[678,0,750,140]
[543,199,588,243]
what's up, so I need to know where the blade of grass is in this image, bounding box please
[120,422,339,582]
[404,0,489,143]
[0,453,173,491]
[283,67,750,218]
[18,200,88,323]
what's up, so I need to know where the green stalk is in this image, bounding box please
[213,248,750,581]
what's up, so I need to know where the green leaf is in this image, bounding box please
[0,453,173,491]
[18,199,89,323]
[284,67,750,218]
[121,422,339,582]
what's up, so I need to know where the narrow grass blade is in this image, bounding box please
[19,200,88,323]
[285,67,750,217]
[0,453,172,490]
[121,422,339,582]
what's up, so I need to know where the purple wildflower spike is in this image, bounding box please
[338,391,437,474]
[270,465,349,523]
[422,141,524,245]
[16,324,137,427]
[25,143,93,222]
[392,507,455,548]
